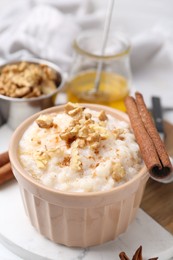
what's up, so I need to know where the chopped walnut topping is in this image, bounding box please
[33,150,50,169]
[90,142,100,152]
[64,103,83,121]
[54,147,65,157]
[36,160,47,169]
[98,110,107,121]
[70,141,82,172]
[111,162,125,182]
[85,113,92,120]
[64,102,77,113]
[68,107,83,119]
[84,119,95,126]
[60,131,76,142]
[89,124,109,140]
[78,125,89,138]
[59,125,80,145]
[60,105,110,152]
[99,121,106,127]
[78,139,86,148]
[112,128,125,139]
[87,133,100,143]
[36,115,53,129]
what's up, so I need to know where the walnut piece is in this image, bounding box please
[78,139,86,148]
[98,110,107,121]
[64,102,77,113]
[60,131,76,142]
[70,141,82,172]
[68,107,83,120]
[85,113,92,120]
[112,128,125,140]
[111,162,125,182]
[33,150,50,169]
[36,115,53,129]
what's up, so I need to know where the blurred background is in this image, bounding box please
[0,0,173,117]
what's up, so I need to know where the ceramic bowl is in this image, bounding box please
[9,104,149,247]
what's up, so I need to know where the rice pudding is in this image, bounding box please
[19,103,143,192]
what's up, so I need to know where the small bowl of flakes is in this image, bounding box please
[0,58,65,129]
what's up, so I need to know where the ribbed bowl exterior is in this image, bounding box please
[9,104,149,247]
[12,166,148,247]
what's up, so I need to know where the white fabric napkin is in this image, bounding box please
[0,0,104,71]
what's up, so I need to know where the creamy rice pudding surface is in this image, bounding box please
[19,103,143,192]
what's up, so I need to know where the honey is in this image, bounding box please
[67,71,129,111]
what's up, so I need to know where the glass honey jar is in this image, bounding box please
[67,31,132,111]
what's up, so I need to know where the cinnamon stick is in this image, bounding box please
[0,151,14,185]
[0,151,9,167]
[0,162,14,185]
[125,96,161,173]
[125,93,172,178]
[135,92,172,176]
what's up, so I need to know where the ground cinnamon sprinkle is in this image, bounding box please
[125,92,172,178]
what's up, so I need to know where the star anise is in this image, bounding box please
[119,251,130,260]
[119,246,158,260]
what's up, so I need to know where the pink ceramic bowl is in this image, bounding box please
[9,104,149,247]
